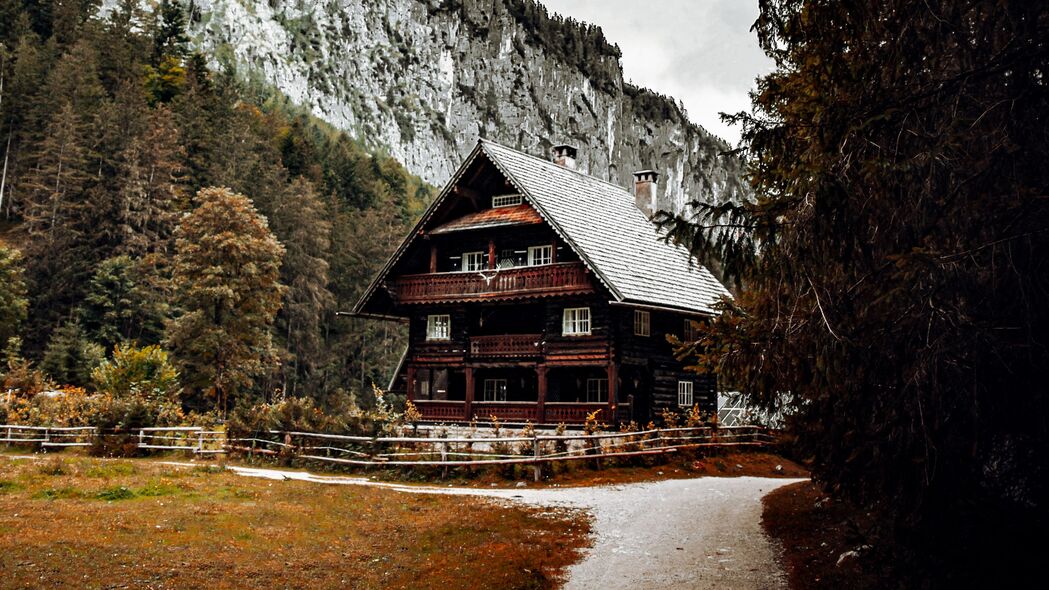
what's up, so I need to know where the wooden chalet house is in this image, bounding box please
[353,139,731,425]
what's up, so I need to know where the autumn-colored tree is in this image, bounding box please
[662,0,1048,584]
[166,187,285,415]
[0,243,28,348]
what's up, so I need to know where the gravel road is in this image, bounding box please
[204,464,804,589]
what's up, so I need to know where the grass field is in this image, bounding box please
[0,454,589,590]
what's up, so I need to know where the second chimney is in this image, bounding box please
[552,144,578,170]
[633,170,660,218]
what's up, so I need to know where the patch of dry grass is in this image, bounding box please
[0,454,589,589]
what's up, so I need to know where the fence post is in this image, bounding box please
[532,435,541,483]
[197,430,204,454]
[138,429,144,450]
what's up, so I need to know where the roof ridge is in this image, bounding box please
[477,137,636,194]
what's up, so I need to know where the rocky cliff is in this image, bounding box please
[113,0,746,211]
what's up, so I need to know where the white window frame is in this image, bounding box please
[683,318,698,341]
[586,378,608,404]
[491,194,523,208]
[426,314,450,341]
[562,307,591,336]
[483,378,508,402]
[634,310,651,337]
[678,381,694,407]
[527,245,553,266]
[462,251,485,272]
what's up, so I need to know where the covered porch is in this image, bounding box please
[406,364,630,425]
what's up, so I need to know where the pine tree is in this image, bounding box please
[270,177,334,396]
[40,318,104,386]
[78,255,170,351]
[166,187,285,415]
[151,0,189,62]
[107,105,185,256]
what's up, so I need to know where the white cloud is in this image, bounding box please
[540,0,773,145]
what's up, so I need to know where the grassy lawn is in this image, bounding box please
[0,454,589,590]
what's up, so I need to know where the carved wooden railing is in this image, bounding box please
[412,400,614,424]
[469,334,542,358]
[544,403,610,424]
[412,400,467,421]
[391,262,592,303]
[471,402,539,422]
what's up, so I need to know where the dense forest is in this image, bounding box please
[0,0,432,414]
[664,0,1047,585]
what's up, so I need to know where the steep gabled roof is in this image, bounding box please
[353,139,730,317]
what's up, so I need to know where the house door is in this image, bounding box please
[621,365,651,424]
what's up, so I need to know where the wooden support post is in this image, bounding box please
[532,436,541,482]
[550,242,557,264]
[607,362,618,424]
[488,239,496,270]
[536,365,548,425]
[464,366,475,421]
[429,245,437,273]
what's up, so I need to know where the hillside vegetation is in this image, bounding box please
[0,0,433,413]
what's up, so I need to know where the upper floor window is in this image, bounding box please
[562,307,591,336]
[462,251,485,272]
[527,245,552,266]
[491,194,523,208]
[634,310,651,336]
[586,378,608,403]
[426,314,450,341]
[683,318,698,341]
[483,379,508,402]
[678,381,694,407]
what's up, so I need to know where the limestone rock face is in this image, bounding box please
[110,0,745,211]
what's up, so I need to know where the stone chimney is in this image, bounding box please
[633,170,659,218]
[552,144,578,170]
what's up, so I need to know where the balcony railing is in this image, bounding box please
[411,400,615,424]
[469,334,542,358]
[391,262,592,303]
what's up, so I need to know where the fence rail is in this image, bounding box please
[2,423,775,480]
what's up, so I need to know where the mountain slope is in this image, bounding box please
[109,0,745,212]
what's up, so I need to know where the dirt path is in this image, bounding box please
[196,463,803,589]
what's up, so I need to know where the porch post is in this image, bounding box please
[406,366,416,402]
[606,362,618,424]
[464,366,475,421]
[537,365,548,424]
[487,239,496,269]
[429,245,437,273]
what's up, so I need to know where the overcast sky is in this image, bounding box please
[540,0,773,145]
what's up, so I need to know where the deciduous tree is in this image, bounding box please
[166,187,285,415]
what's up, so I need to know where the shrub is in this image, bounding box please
[91,344,180,403]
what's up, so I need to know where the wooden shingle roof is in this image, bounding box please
[479,140,730,314]
[353,139,731,317]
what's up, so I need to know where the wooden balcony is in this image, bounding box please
[390,262,593,304]
[411,400,612,424]
[469,334,542,358]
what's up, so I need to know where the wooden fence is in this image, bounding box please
[2,424,774,480]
